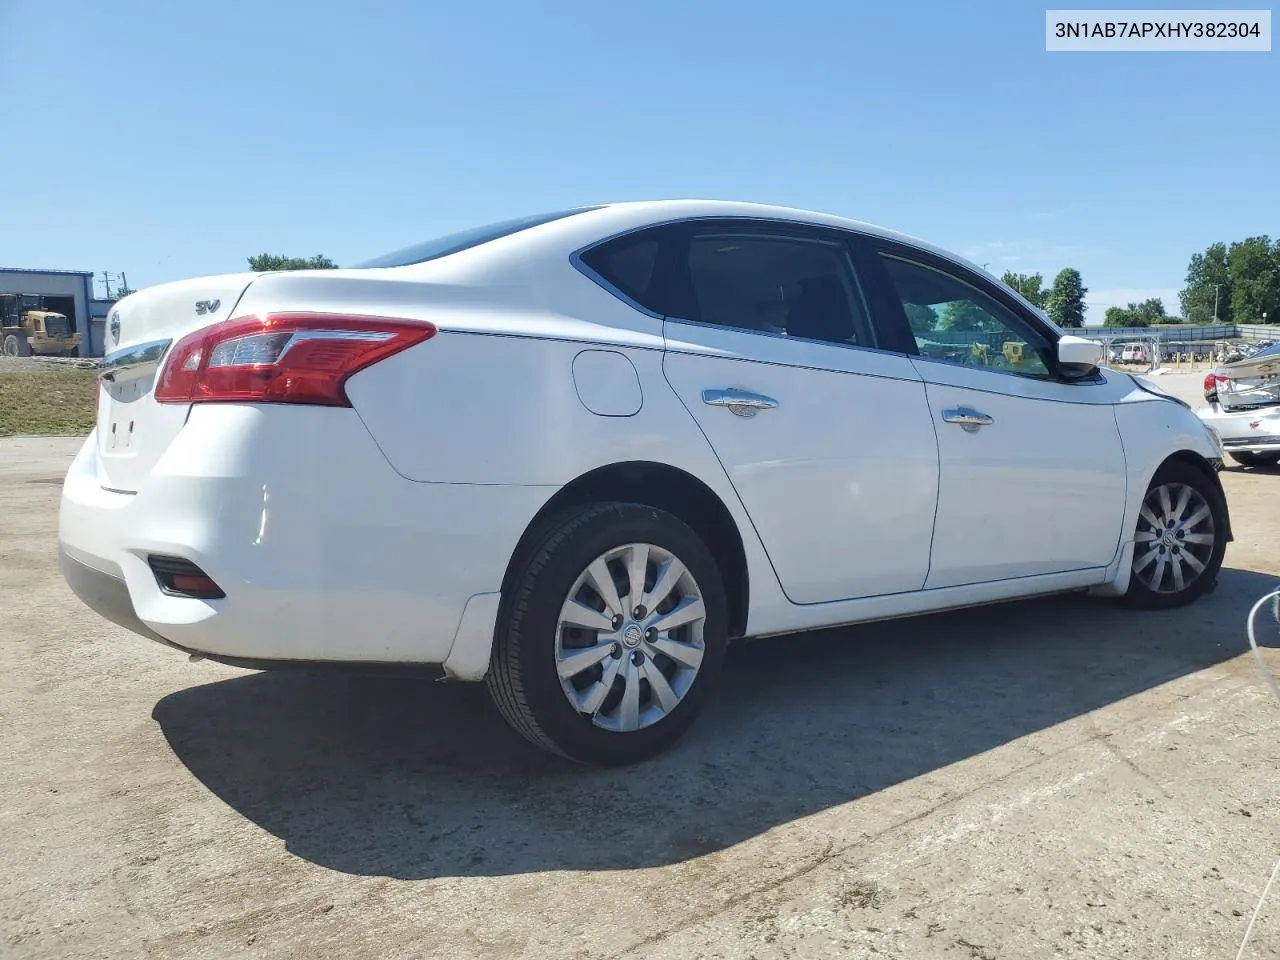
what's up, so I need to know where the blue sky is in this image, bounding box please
[0,0,1275,321]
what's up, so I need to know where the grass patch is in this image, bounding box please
[0,369,99,437]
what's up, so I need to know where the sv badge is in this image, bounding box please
[195,299,221,316]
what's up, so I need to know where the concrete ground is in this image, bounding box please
[1128,369,1210,409]
[2,425,1279,960]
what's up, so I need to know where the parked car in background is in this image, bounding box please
[1199,342,1280,468]
[1239,339,1275,359]
[1120,343,1151,365]
[58,200,1232,764]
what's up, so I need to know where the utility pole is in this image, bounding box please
[1213,283,1221,323]
[98,272,128,299]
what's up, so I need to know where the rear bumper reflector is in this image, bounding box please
[147,555,225,599]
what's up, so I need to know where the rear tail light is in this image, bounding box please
[1204,373,1228,392]
[155,313,436,407]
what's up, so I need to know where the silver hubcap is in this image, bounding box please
[1133,482,1216,594]
[555,542,706,733]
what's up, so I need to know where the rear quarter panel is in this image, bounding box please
[347,331,693,485]
[342,328,791,634]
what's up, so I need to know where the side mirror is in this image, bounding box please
[1056,334,1103,378]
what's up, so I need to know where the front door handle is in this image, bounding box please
[702,388,779,418]
[941,407,994,432]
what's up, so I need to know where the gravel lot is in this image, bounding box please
[3,400,1279,959]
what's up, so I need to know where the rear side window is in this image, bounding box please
[577,228,674,315]
[677,230,872,347]
[356,207,600,269]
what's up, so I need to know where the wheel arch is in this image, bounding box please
[1094,445,1232,601]
[500,460,750,639]
[1154,449,1233,542]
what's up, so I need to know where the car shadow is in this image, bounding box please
[153,566,1279,880]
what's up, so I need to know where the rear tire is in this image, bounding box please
[486,502,728,765]
[2,332,31,358]
[1229,451,1280,468]
[1122,460,1227,610]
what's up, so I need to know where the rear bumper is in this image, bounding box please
[58,545,176,648]
[58,544,452,676]
[1198,406,1280,455]
[1223,438,1280,455]
[57,405,555,674]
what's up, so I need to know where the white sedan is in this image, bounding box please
[59,200,1232,764]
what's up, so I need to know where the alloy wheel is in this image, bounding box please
[555,542,707,733]
[1132,482,1217,594]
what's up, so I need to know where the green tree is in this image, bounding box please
[1134,298,1167,326]
[115,286,136,298]
[904,302,939,334]
[1227,236,1280,324]
[1046,268,1087,328]
[247,253,338,272]
[1000,271,1048,308]
[1179,242,1230,323]
[938,299,992,331]
[1103,304,1145,327]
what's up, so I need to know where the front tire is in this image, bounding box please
[1229,451,1280,468]
[1122,461,1228,610]
[486,502,728,765]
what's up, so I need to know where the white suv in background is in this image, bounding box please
[1120,343,1150,364]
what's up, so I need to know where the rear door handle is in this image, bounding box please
[941,407,994,432]
[702,388,779,418]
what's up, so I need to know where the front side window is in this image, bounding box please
[880,255,1053,378]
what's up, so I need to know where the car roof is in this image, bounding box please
[362,199,1066,335]
[549,200,1063,327]
[590,199,977,268]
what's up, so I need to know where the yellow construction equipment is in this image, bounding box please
[0,294,81,357]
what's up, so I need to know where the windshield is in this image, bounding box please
[354,207,602,269]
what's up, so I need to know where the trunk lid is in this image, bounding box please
[96,273,259,493]
[1217,345,1280,413]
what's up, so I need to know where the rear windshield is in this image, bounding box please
[354,207,601,269]
[1254,343,1280,361]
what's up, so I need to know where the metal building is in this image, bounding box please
[0,268,108,357]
